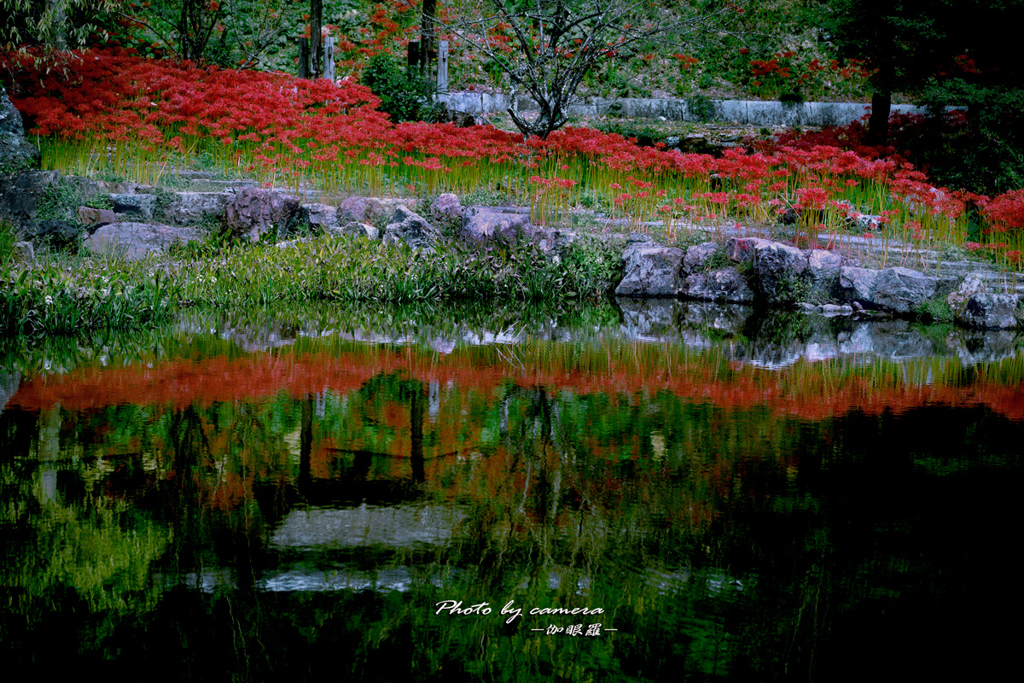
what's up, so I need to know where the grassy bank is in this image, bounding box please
[0,227,622,338]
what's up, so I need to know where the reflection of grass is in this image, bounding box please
[0,491,168,614]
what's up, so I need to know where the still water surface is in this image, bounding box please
[1,302,1022,681]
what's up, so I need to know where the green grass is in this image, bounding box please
[0,229,622,339]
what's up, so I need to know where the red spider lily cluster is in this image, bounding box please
[7,48,1024,264]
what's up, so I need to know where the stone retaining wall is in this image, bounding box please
[438,92,935,127]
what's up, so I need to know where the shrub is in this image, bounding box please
[362,55,439,124]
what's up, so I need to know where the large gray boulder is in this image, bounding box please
[615,245,685,297]
[226,188,300,242]
[955,293,1024,330]
[681,267,755,303]
[295,203,339,231]
[383,205,440,251]
[19,219,82,249]
[84,222,204,260]
[338,196,387,223]
[838,266,880,304]
[461,208,531,245]
[0,170,61,222]
[752,240,807,303]
[871,266,949,314]
[0,86,39,176]
[328,221,380,240]
[110,193,157,221]
[949,275,1024,329]
[338,196,413,224]
[78,206,119,227]
[682,241,720,274]
[430,193,464,229]
[725,236,771,263]
[166,192,231,225]
[946,272,986,316]
[804,248,847,298]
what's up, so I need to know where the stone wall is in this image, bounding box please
[438,92,936,127]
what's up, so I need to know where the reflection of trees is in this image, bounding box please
[6,353,1022,680]
[0,406,169,632]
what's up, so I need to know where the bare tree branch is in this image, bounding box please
[432,0,749,137]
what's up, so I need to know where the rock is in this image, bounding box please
[752,240,807,303]
[110,193,157,220]
[77,206,119,227]
[13,241,35,267]
[805,248,846,297]
[725,236,770,263]
[681,267,755,303]
[871,266,946,314]
[946,273,985,318]
[225,188,300,242]
[0,85,40,175]
[166,192,231,225]
[67,177,138,199]
[838,266,880,304]
[0,170,61,221]
[329,221,380,240]
[851,213,883,231]
[615,245,685,298]
[19,219,82,249]
[820,303,847,316]
[430,193,464,228]
[461,208,531,245]
[682,241,720,274]
[382,205,440,251]
[955,292,1024,330]
[84,222,204,260]
[295,203,339,231]
[338,196,389,224]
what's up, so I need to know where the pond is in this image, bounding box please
[1,300,1021,682]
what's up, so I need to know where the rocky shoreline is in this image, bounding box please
[2,167,1023,332]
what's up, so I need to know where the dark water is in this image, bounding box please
[1,303,1022,681]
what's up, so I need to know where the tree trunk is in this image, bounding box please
[421,0,437,77]
[867,91,892,145]
[310,0,323,78]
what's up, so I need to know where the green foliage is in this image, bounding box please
[36,180,83,222]
[0,218,18,267]
[0,263,177,337]
[362,55,439,124]
[97,0,290,67]
[163,234,620,308]
[914,295,954,324]
[1,0,119,51]
[917,81,1024,194]
[700,248,733,273]
[685,94,715,123]
[826,0,1024,193]
[557,235,623,296]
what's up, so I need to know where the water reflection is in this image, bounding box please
[1,302,1021,681]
